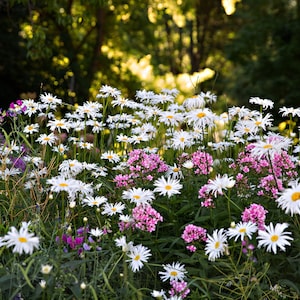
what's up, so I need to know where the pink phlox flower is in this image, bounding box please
[191,151,213,175]
[132,204,163,232]
[242,203,268,230]
[169,280,190,298]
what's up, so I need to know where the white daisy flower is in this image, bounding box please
[82,195,107,207]
[276,180,300,216]
[206,174,236,197]
[23,123,39,134]
[170,130,194,150]
[159,262,187,282]
[1,226,39,255]
[78,141,93,150]
[279,106,300,117]
[40,93,62,107]
[165,164,184,180]
[90,227,104,237]
[46,176,79,194]
[122,187,155,205]
[250,135,291,159]
[102,202,125,216]
[205,228,228,261]
[257,222,293,254]
[47,118,71,132]
[97,84,121,98]
[101,151,120,163]
[36,133,57,146]
[153,176,182,198]
[186,108,216,129]
[126,244,152,272]
[227,221,257,241]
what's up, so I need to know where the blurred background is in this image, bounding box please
[0,0,299,113]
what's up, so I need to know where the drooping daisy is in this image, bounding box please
[153,176,182,198]
[126,244,152,272]
[115,235,134,252]
[205,174,236,197]
[159,262,187,282]
[257,222,293,254]
[227,221,257,242]
[249,97,274,110]
[276,180,300,216]
[279,106,300,118]
[122,187,155,205]
[101,202,125,216]
[205,228,228,261]
[1,225,39,255]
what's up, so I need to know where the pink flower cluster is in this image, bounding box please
[127,149,168,175]
[198,185,215,208]
[258,174,283,198]
[181,224,207,252]
[114,149,168,188]
[242,203,268,230]
[169,280,190,298]
[191,150,213,175]
[132,204,163,232]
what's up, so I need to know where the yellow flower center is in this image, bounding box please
[239,228,246,233]
[18,237,28,243]
[271,235,279,242]
[263,144,273,149]
[112,207,117,212]
[214,241,220,249]
[197,112,206,118]
[167,115,174,119]
[43,137,50,141]
[291,192,300,202]
[59,183,68,187]
[134,255,140,261]
[165,185,172,190]
[56,122,64,127]
[107,155,113,159]
[173,167,179,172]
[179,137,185,142]
[170,271,178,277]
[244,128,250,133]
[92,201,98,205]
[255,121,262,126]
[28,125,34,130]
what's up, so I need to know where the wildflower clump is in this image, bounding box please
[0,86,299,299]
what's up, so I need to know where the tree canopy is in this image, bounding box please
[0,0,299,111]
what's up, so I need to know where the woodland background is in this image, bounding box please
[0,0,299,114]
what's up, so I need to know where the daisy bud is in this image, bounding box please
[40,280,47,289]
[69,201,76,208]
[41,264,53,274]
[49,194,53,200]
[80,282,87,290]
[83,217,88,223]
